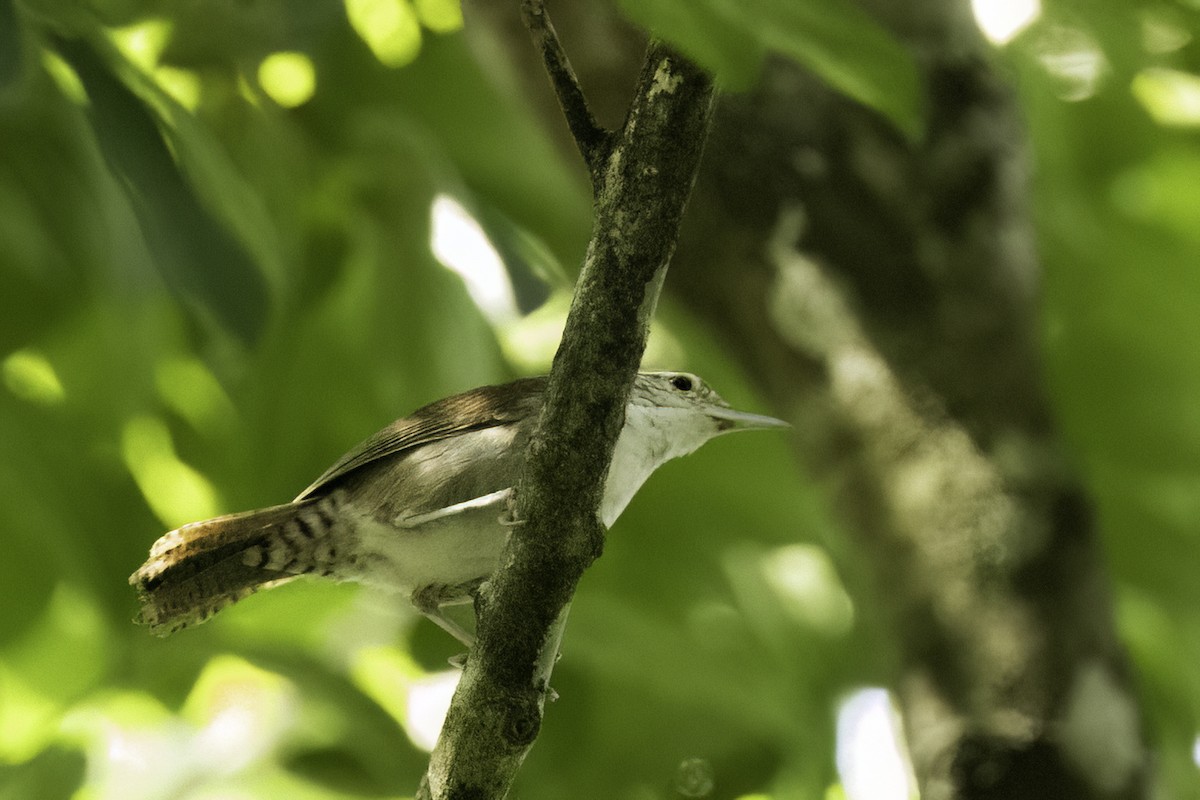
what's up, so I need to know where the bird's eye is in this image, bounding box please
[670,375,693,392]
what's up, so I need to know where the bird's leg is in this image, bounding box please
[425,609,477,652]
[498,492,527,528]
[411,584,476,649]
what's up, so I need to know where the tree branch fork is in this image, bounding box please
[417,4,714,799]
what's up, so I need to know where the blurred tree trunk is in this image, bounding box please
[465,0,1150,797]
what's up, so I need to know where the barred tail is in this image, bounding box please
[129,497,342,635]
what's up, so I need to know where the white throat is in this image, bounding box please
[599,404,713,526]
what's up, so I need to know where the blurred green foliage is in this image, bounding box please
[1026,4,1200,795]
[1,0,1199,799]
[618,0,922,137]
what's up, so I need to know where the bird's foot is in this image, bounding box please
[498,510,527,527]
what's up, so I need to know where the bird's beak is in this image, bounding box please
[708,406,791,432]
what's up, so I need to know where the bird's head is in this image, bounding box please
[627,371,789,460]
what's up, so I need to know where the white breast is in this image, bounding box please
[600,405,677,526]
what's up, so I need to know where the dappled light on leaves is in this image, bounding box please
[0,664,58,763]
[182,656,297,774]
[1132,68,1200,128]
[60,693,182,800]
[3,348,65,406]
[345,0,423,68]
[674,757,715,797]
[722,540,856,643]
[61,657,296,800]
[106,19,201,109]
[107,19,172,74]
[496,289,686,375]
[759,544,854,636]
[258,52,318,109]
[350,645,459,752]
[497,289,569,373]
[121,416,220,529]
[350,645,422,729]
[1033,25,1107,102]
[835,689,915,800]
[154,356,237,434]
[1109,152,1200,243]
[40,50,87,105]
[1140,12,1191,55]
[0,585,109,762]
[152,66,201,110]
[430,194,518,325]
[971,0,1040,45]
[413,0,465,33]
[405,671,461,752]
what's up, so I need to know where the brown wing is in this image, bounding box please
[294,376,546,501]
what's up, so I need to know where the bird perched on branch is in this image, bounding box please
[130,371,787,644]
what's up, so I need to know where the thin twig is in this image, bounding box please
[520,0,611,181]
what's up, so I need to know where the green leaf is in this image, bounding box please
[50,37,274,344]
[619,0,923,138]
[618,0,766,90]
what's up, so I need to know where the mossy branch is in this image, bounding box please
[416,4,714,799]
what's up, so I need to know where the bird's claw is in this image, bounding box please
[498,511,527,528]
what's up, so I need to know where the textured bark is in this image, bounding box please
[417,10,715,797]
[464,1,1152,798]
